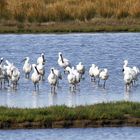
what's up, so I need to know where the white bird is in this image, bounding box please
[66,67,76,91]
[0,67,4,89]
[132,66,140,83]
[37,53,46,65]
[31,64,41,91]
[23,57,32,79]
[124,70,133,91]
[0,58,4,88]
[89,64,101,82]
[99,68,109,88]
[76,62,85,79]
[48,68,58,92]
[10,67,20,90]
[72,67,80,87]
[37,63,45,81]
[5,60,15,78]
[123,60,138,86]
[89,64,96,81]
[94,66,101,82]
[123,60,132,73]
[58,52,71,72]
[133,66,140,76]
[0,62,8,89]
[4,60,15,86]
[53,68,62,86]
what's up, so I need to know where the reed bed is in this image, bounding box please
[0,101,140,123]
[0,0,140,22]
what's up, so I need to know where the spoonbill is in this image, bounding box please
[37,62,45,81]
[31,64,41,91]
[23,57,32,79]
[10,67,20,90]
[76,62,85,79]
[66,67,76,91]
[58,52,71,73]
[37,53,46,65]
[99,68,109,88]
[48,68,58,92]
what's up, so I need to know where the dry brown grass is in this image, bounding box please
[0,0,140,22]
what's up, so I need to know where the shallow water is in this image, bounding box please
[0,127,139,140]
[0,33,140,108]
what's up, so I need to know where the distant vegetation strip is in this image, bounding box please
[0,101,140,128]
[0,19,140,33]
[0,0,140,33]
[0,0,140,22]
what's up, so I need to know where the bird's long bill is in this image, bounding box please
[35,66,40,75]
[42,55,45,63]
[51,69,54,74]
[0,59,3,64]
[21,58,26,63]
[60,54,64,63]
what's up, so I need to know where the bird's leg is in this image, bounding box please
[69,85,71,91]
[37,84,39,91]
[98,78,100,85]
[7,79,10,87]
[57,80,59,87]
[131,81,133,87]
[4,80,6,88]
[93,76,96,82]
[133,80,136,85]
[125,84,128,92]
[51,85,53,93]
[25,73,27,79]
[13,83,16,90]
[90,77,92,82]
[34,83,36,91]
[12,83,14,90]
[74,84,76,90]
[71,85,73,92]
[27,73,29,79]
[54,86,55,93]
[72,85,75,92]
[15,82,17,90]
[103,80,106,88]
[0,81,2,89]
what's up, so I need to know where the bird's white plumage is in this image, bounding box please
[31,64,41,90]
[58,52,71,69]
[23,57,32,78]
[37,53,46,65]
[76,62,85,75]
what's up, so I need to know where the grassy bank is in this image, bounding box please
[0,101,140,128]
[0,18,140,33]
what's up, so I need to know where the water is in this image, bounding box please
[0,33,140,108]
[0,127,139,140]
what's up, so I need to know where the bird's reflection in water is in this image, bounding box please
[48,92,57,106]
[67,91,77,107]
[102,89,108,103]
[32,91,39,108]
[124,90,130,102]
[6,92,17,107]
[6,92,11,107]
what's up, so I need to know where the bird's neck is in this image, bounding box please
[60,55,64,63]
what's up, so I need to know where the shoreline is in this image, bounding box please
[0,19,140,33]
[0,118,140,129]
[0,101,140,129]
